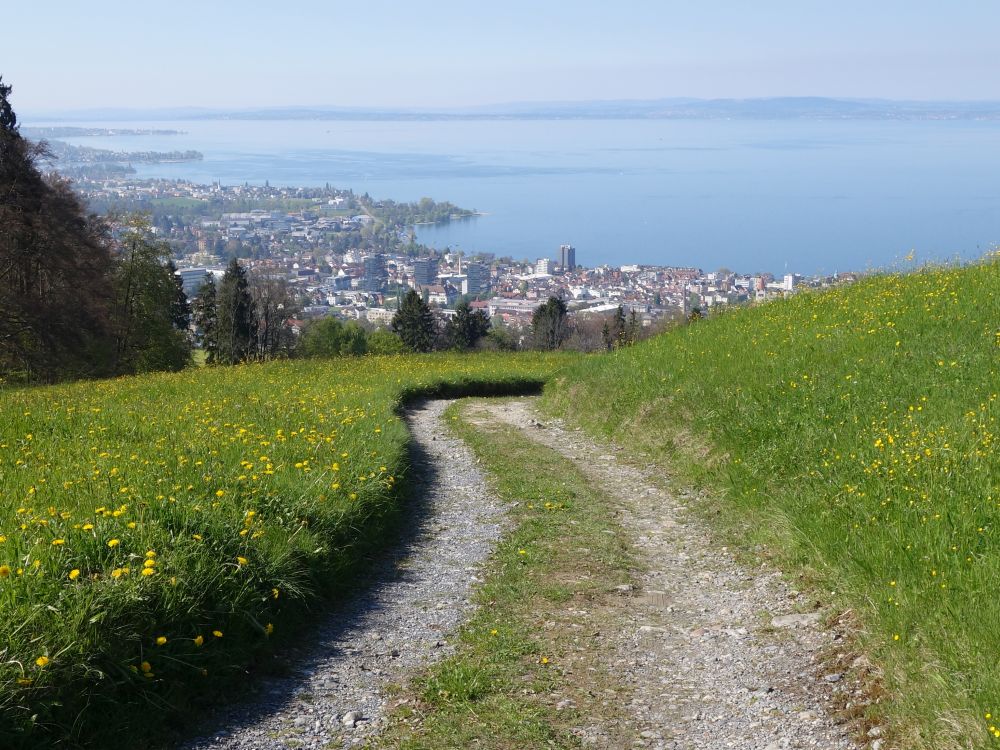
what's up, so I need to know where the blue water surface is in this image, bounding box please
[39,118,1000,275]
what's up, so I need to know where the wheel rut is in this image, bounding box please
[179,399,508,750]
[467,398,865,750]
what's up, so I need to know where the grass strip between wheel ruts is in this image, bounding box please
[375,398,635,750]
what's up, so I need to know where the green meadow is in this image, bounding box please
[0,353,565,747]
[6,258,1000,748]
[545,257,1000,748]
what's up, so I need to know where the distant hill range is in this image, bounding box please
[26,97,1000,122]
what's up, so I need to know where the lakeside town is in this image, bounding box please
[73,176,859,342]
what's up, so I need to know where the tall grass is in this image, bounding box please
[0,353,567,748]
[544,258,1000,748]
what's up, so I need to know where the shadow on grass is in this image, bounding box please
[163,381,543,749]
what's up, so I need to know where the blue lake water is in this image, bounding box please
[37,118,1000,275]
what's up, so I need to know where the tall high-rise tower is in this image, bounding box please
[559,244,576,272]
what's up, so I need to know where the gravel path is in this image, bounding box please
[477,399,869,750]
[181,396,873,750]
[180,399,508,750]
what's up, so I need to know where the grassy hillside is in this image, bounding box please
[0,353,567,748]
[544,258,1000,749]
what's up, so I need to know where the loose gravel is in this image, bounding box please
[480,399,868,750]
[180,399,508,750]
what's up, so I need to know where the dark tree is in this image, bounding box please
[110,219,191,373]
[0,79,116,381]
[192,276,219,363]
[0,77,17,134]
[250,274,297,360]
[446,299,490,351]
[530,296,569,351]
[392,289,436,352]
[626,309,641,345]
[167,260,191,331]
[602,305,627,351]
[216,258,257,364]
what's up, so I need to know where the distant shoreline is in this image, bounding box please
[25,97,1000,124]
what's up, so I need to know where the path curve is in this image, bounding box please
[181,399,508,750]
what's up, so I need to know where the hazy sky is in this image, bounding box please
[5,0,1000,113]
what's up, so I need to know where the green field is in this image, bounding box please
[7,258,1000,748]
[544,257,1000,748]
[0,353,566,747]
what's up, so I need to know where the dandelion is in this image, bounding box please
[236,556,248,566]
[265,623,274,636]
[51,539,65,546]
[68,569,80,580]
[0,565,10,578]
[155,636,167,646]
[107,539,120,548]
[35,656,49,668]
[213,630,223,638]
[193,635,204,647]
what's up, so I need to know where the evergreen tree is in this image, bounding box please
[0,77,17,134]
[602,305,627,351]
[392,289,436,352]
[216,258,257,364]
[167,261,192,332]
[626,309,641,345]
[530,296,569,351]
[446,299,490,350]
[192,277,219,363]
[0,78,116,381]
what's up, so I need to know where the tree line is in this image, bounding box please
[1,78,192,383]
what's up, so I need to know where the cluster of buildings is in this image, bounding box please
[176,241,854,333]
[76,178,856,334]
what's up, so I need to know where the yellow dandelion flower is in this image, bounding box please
[0,565,10,578]
[107,539,120,548]
[155,636,167,646]
[68,569,80,580]
[212,630,223,638]
[51,539,65,546]
[35,656,49,668]
[193,635,204,647]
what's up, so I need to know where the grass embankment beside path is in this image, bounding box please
[377,399,634,749]
[0,353,570,749]
[544,258,1000,749]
